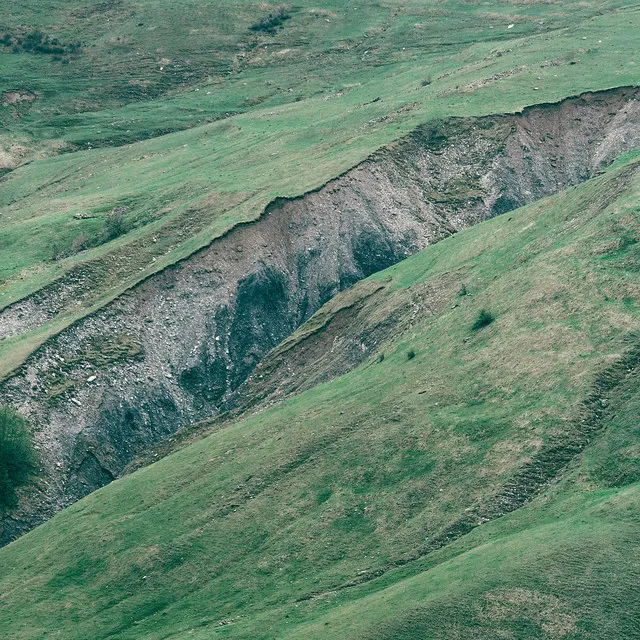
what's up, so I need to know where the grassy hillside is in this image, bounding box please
[1,0,639,378]
[0,156,638,639]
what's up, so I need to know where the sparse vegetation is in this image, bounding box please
[71,232,91,254]
[50,240,64,262]
[0,407,37,509]
[45,334,143,399]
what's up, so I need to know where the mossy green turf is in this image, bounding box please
[0,157,638,639]
[1,0,639,377]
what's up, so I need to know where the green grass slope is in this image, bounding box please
[1,0,639,378]
[0,155,638,639]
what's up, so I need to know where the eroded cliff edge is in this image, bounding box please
[1,87,639,543]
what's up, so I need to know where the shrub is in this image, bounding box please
[104,208,128,240]
[250,9,291,34]
[0,406,37,509]
[1,29,82,57]
[316,487,332,504]
[407,349,416,360]
[471,309,495,331]
[50,240,64,261]
[71,232,90,254]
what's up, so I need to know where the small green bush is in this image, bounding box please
[316,488,332,504]
[50,240,64,261]
[250,9,291,34]
[71,232,92,254]
[104,208,128,240]
[407,349,416,360]
[471,309,495,331]
[0,406,37,509]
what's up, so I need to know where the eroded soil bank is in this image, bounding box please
[1,86,639,543]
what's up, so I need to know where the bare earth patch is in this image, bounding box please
[481,588,578,638]
[2,92,37,106]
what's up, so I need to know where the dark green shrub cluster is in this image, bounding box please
[104,207,128,240]
[471,309,495,331]
[0,30,82,58]
[0,406,37,509]
[250,9,291,34]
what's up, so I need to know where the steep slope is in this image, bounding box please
[2,0,639,380]
[2,0,640,541]
[0,157,638,638]
[2,87,640,543]
[288,360,640,640]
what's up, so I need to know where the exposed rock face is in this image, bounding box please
[1,87,639,543]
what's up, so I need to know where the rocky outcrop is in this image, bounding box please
[2,86,640,543]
